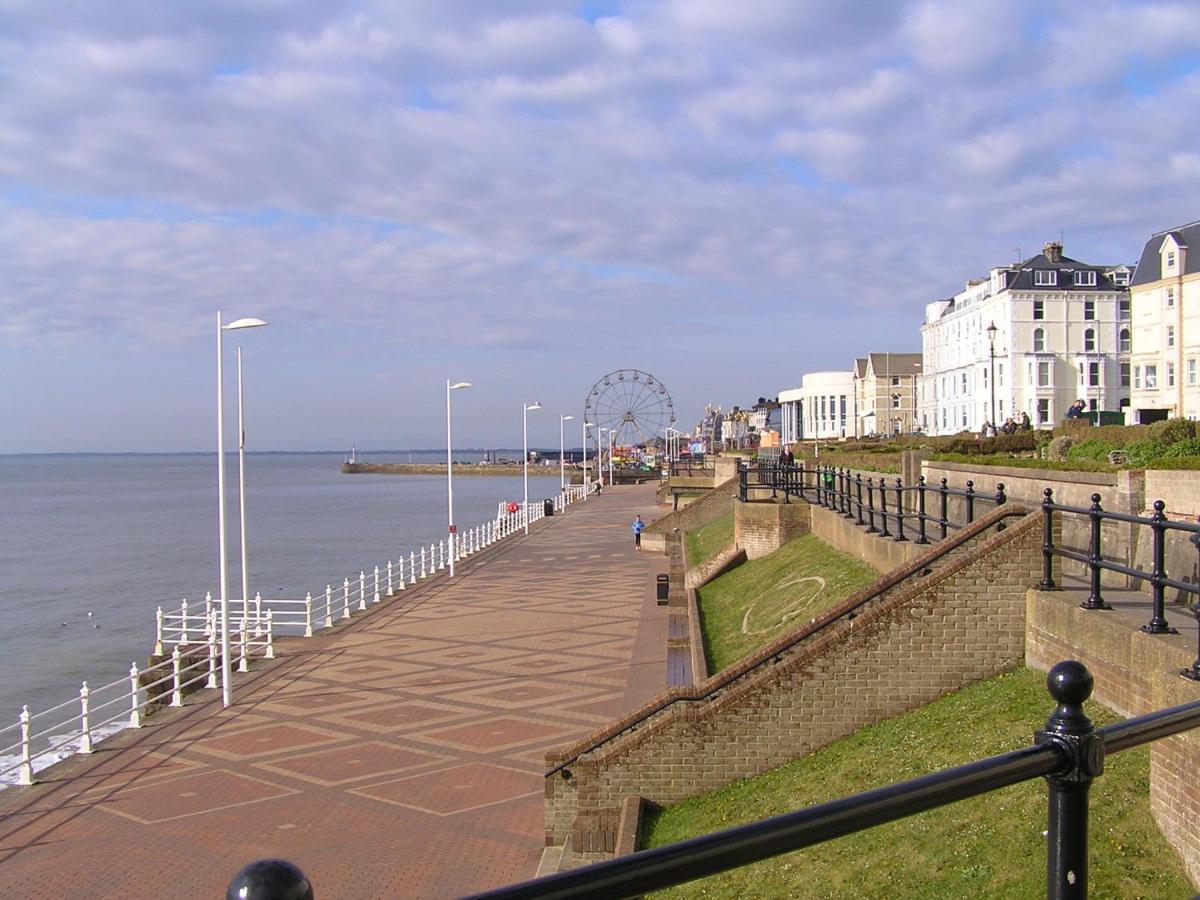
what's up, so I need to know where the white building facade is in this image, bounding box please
[1128,221,1200,422]
[918,242,1131,435]
[778,371,857,443]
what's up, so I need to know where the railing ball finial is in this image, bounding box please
[226,858,313,900]
[1045,659,1094,713]
[1091,492,1102,507]
[1152,498,1166,515]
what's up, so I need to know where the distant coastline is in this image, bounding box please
[342,462,574,477]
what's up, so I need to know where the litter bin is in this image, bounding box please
[656,574,669,605]
[544,498,554,517]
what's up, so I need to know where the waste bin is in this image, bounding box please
[544,498,554,517]
[656,574,669,605]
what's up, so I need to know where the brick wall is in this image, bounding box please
[733,499,811,559]
[1026,588,1200,885]
[642,479,738,554]
[545,506,1037,858]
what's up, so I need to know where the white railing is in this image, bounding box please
[4,483,593,787]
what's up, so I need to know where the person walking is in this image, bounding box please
[632,514,644,550]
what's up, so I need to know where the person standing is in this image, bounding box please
[632,514,644,550]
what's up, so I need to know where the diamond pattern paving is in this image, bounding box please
[0,484,667,898]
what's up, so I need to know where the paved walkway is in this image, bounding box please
[0,485,666,898]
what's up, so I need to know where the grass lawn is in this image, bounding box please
[685,511,735,567]
[641,667,1193,899]
[697,534,879,673]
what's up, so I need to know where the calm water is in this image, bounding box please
[0,452,550,725]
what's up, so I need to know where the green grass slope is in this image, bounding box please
[698,533,879,673]
[685,511,735,568]
[642,667,1192,899]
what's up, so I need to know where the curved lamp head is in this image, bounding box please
[561,414,574,422]
[525,401,542,412]
[584,421,595,427]
[450,381,471,390]
[224,317,268,331]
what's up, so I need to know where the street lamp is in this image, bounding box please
[216,312,267,708]
[523,401,541,533]
[986,321,998,431]
[582,421,594,498]
[559,414,574,493]
[446,380,471,577]
[608,429,615,486]
[599,427,609,490]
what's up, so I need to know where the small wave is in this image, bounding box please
[0,720,128,789]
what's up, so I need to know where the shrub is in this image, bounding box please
[1148,418,1197,446]
[1066,439,1117,462]
[987,432,1038,453]
[1046,435,1074,461]
[1144,455,1200,470]
[1158,438,1200,458]
[1123,440,1166,467]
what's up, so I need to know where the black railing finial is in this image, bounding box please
[227,859,314,900]
[1040,487,1057,590]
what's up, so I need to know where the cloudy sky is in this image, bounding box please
[2,0,1199,452]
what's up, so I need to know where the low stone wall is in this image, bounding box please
[545,507,1037,859]
[684,543,746,590]
[808,504,926,572]
[642,480,737,554]
[1026,588,1200,885]
[733,499,810,559]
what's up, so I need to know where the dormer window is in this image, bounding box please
[1167,250,1176,268]
[1034,270,1057,286]
[1112,271,1129,286]
[1074,270,1096,287]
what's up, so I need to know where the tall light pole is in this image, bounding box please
[559,414,574,493]
[608,429,615,486]
[523,401,541,533]
[599,427,609,490]
[582,421,594,498]
[216,312,267,708]
[446,380,471,576]
[987,321,998,431]
[235,348,257,644]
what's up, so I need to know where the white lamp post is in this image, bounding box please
[583,421,594,499]
[599,427,609,491]
[608,429,615,486]
[447,380,471,576]
[523,401,542,533]
[216,312,267,708]
[559,414,574,493]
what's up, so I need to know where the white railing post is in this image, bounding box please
[420,547,427,579]
[79,682,93,754]
[254,592,264,636]
[180,598,189,644]
[18,706,33,786]
[409,551,417,584]
[129,663,142,728]
[325,585,333,627]
[358,571,367,611]
[439,540,446,571]
[304,592,314,637]
[342,578,351,619]
[207,614,218,688]
[171,647,184,706]
[398,556,407,590]
[387,560,394,595]
[265,610,275,660]
[204,591,214,635]
[238,616,249,673]
[373,565,380,603]
[154,606,164,656]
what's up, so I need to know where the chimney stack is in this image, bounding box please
[1043,241,1063,263]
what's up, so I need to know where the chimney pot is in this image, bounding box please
[1043,241,1063,263]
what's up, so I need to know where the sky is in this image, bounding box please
[2,0,1200,452]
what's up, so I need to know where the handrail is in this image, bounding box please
[472,664,1200,900]
[546,503,1028,776]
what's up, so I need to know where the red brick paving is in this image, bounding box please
[0,485,665,898]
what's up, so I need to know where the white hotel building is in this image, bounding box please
[918,242,1131,435]
[779,371,857,443]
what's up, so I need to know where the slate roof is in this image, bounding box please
[1000,250,1124,292]
[867,352,922,377]
[1130,220,1200,286]
[854,357,868,378]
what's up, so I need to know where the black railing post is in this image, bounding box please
[878,477,891,537]
[1036,661,1103,900]
[1186,524,1200,681]
[770,461,778,499]
[1080,493,1112,611]
[965,479,976,525]
[1040,488,1057,590]
[739,466,747,503]
[939,477,949,540]
[1142,500,1176,635]
[916,476,929,544]
[865,478,877,533]
[855,473,864,526]
[893,477,907,541]
[842,469,853,518]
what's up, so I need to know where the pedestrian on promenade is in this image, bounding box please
[595,479,602,496]
[632,514,644,550]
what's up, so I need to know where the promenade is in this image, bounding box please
[0,485,665,898]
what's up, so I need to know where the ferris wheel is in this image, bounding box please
[584,369,675,448]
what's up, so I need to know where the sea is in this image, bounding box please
[0,451,555,781]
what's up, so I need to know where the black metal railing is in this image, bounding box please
[455,661,1200,899]
[739,462,1006,545]
[1039,488,1200,681]
[670,457,715,476]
